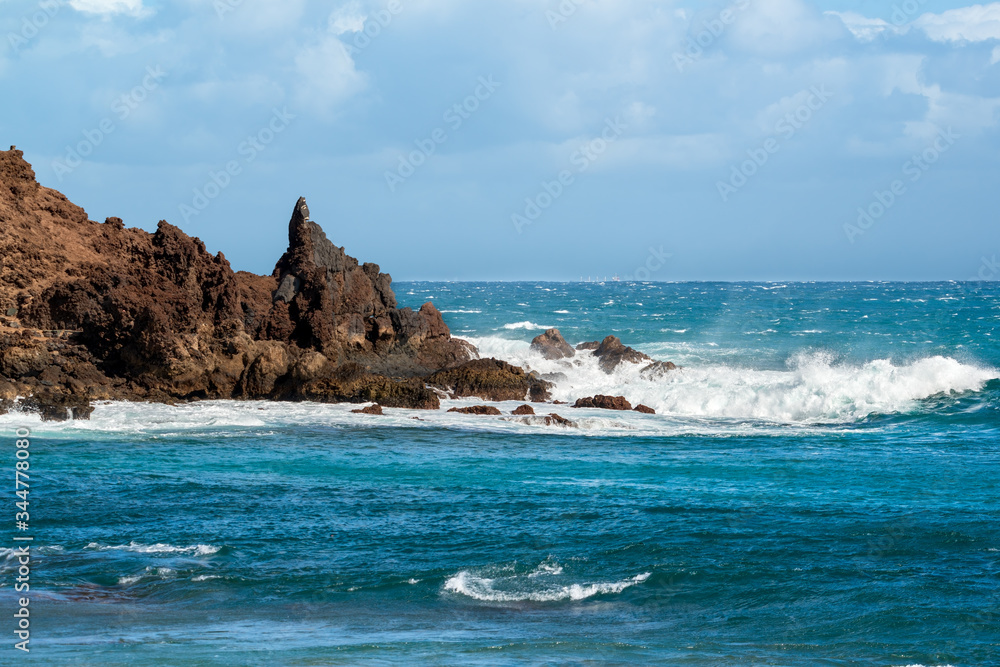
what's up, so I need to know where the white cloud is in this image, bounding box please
[826,11,901,42]
[329,1,367,35]
[729,0,841,56]
[293,36,367,115]
[69,0,150,18]
[879,53,1000,138]
[914,3,1000,43]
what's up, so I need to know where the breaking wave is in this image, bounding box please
[468,336,999,424]
[444,560,649,602]
[85,542,221,556]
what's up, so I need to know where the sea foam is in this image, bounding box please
[86,542,221,556]
[443,563,649,602]
[467,336,999,424]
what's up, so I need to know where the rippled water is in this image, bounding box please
[1,282,997,665]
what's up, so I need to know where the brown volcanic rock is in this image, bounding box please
[261,198,473,376]
[0,147,478,416]
[530,328,574,360]
[504,412,576,427]
[512,404,535,415]
[448,405,502,416]
[592,336,651,374]
[545,413,574,426]
[427,358,553,403]
[352,403,384,415]
[277,361,440,410]
[572,395,633,411]
[634,404,656,414]
[641,360,678,377]
[576,341,600,351]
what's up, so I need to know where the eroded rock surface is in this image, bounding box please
[592,336,652,373]
[572,395,633,411]
[447,405,502,416]
[0,147,473,417]
[427,358,553,403]
[530,328,574,360]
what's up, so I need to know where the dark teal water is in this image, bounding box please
[2,282,998,665]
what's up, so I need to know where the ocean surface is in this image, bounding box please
[2,281,998,665]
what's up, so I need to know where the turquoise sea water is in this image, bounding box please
[2,282,998,665]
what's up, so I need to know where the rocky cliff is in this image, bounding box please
[0,146,477,417]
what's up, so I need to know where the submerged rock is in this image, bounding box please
[530,328,574,360]
[572,395,633,411]
[545,413,574,426]
[351,403,384,415]
[505,412,577,427]
[641,361,678,377]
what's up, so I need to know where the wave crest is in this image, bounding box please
[444,561,649,602]
[468,336,999,423]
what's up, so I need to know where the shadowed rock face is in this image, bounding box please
[592,336,652,373]
[427,358,553,403]
[262,197,474,375]
[572,395,633,411]
[0,147,472,417]
[447,405,502,416]
[530,328,574,360]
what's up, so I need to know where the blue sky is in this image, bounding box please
[2,0,999,281]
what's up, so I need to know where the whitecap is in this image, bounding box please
[85,541,220,556]
[444,569,649,602]
[501,321,552,330]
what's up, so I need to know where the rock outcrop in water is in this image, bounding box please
[427,358,553,402]
[0,146,475,418]
[592,336,652,373]
[530,328,574,360]
[261,198,474,375]
[572,395,633,410]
